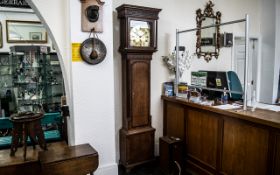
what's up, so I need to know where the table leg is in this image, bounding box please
[23,123,27,161]
[10,123,22,156]
[34,120,47,150]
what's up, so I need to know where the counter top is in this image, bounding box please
[162,95,280,129]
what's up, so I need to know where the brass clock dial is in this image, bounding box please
[129,20,150,47]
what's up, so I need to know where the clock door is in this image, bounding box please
[129,20,151,47]
[130,59,150,128]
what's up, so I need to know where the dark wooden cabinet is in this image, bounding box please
[116,5,161,170]
[162,96,280,175]
[159,136,183,174]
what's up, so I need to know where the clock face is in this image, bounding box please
[129,20,151,47]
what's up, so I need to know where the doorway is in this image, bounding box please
[0,6,68,144]
[233,37,260,103]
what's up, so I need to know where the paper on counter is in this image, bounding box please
[255,103,280,112]
[213,104,242,110]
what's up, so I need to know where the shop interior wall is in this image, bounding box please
[68,0,117,174]
[26,0,74,147]
[15,0,118,174]
[0,8,54,52]
[259,0,280,104]
[113,0,261,160]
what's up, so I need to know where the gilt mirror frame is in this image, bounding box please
[196,1,221,62]
[6,20,48,43]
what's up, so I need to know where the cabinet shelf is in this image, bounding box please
[21,66,43,69]
[49,83,63,86]
[50,64,61,66]
[14,82,46,85]
[0,86,13,88]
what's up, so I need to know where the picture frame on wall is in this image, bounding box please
[0,22,2,48]
[30,32,42,41]
[6,20,48,43]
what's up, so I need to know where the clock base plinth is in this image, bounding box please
[119,127,155,171]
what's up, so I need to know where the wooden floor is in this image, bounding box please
[0,141,68,175]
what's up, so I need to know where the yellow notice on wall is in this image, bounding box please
[72,43,82,62]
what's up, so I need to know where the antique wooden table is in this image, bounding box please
[39,143,99,175]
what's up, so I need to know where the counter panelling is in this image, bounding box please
[164,102,185,140]
[274,134,280,175]
[162,96,280,175]
[221,118,269,175]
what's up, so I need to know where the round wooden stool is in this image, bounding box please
[10,111,47,161]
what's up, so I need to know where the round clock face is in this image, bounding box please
[129,20,151,47]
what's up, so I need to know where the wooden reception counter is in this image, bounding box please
[162,95,280,175]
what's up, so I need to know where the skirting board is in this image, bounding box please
[155,142,159,156]
[94,163,118,175]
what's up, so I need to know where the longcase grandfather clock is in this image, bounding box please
[116,4,161,170]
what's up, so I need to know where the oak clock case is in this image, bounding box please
[116,4,161,170]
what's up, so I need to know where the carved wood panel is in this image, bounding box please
[186,109,219,169]
[131,61,149,127]
[125,129,155,164]
[222,119,269,175]
[274,134,280,175]
[165,102,185,140]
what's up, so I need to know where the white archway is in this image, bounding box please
[25,0,75,145]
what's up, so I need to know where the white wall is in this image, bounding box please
[259,0,279,104]
[275,0,280,100]
[113,0,261,160]
[28,0,118,174]
[26,0,74,145]
[69,0,117,174]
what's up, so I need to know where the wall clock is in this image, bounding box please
[80,0,105,32]
[116,4,161,171]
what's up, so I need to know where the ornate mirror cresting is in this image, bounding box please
[196,1,221,62]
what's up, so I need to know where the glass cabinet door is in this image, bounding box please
[9,46,64,114]
[0,53,14,117]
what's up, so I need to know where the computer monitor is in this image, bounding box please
[198,70,243,100]
[205,71,229,90]
[197,71,228,99]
